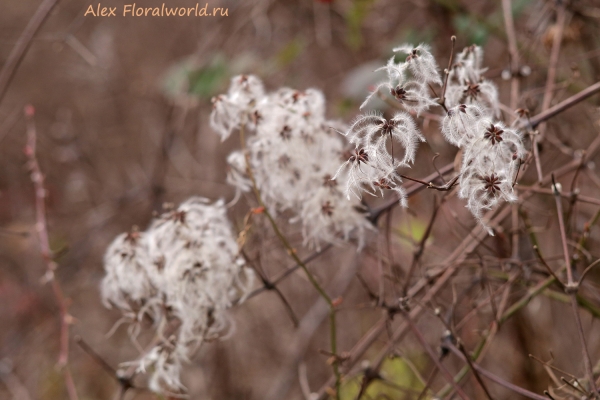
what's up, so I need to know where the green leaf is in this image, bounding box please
[452,14,489,45]
[162,55,228,100]
[188,61,228,98]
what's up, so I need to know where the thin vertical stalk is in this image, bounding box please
[552,175,598,394]
[238,124,341,399]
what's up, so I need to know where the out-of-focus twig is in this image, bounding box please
[402,311,471,400]
[525,81,600,129]
[24,105,78,400]
[0,0,60,106]
[502,0,520,113]
[447,342,548,400]
[552,175,598,395]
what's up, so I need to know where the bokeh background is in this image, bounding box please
[2,0,600,399]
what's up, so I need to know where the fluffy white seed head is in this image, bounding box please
[393,43,443,86]
[361,56,438,114]
[215,76,374,250]
[441,104,486,147]
[210,75,265,141]
[101,197,254,394]
[445,45,499,116]
[440,46,525,235]
[458,153,518,235]
[101,230,162,321]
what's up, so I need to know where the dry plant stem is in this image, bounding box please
[511,205,519,258]
[318,63,600,399]
[369,163,455,222]
[75,336,118,377]
[401,196,445,296]
[0,0,60,105]
[552,176,574,286]
[579,259,600,287]
[400,173,459,191]
[266,255,360,400]
[432,312,494,400]
[532,137,544,183]
[501,0,520,113]
[517,186,600,207]
[402,311,471,400]
[24,106,78,400]
[540,4,567,124]
[502,0,521,260]
[572,208,600,267]
[243,252,300,326]
[447,343,548,400]
[525,81,600,129]
[238,124,341,399]
[454,273,516,331]
[565,157,586,228]
[532,245,564,286]
[440,36,457,105]
[317,154,596,399]
[245,244,333,301]
[560,376,588,397]
[75,336,137,395]
[533,3,567,182]
[458,341,494,400]
[552,176,598,394]
[569,294,599,394]
[440,272,560,399]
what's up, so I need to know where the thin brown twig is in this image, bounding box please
[578,258,600,286]
[551,174,598,394]
[369,163,455,223]
[532,245,564,287]
[430,309,495,400]
[502,0,520,113]
[401,196,445,296]
[0,0,60,105]
[239,123,342,399]
[524,81,600,129]
[440,36,457,104]
[317,151,600,399]
[399,173,459,192]
[540,4,568,122]
[447,342,548,400]
[24,105,78,400]
[402,311,471,400]
[517,185,600,206]
[501,0,522,262]
[551,175,574,287]
[75,336,137,395]
[245,244,333,300]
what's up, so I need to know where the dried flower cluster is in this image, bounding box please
[101,197,254,394]
[339,43,525,234]
[335,44,441,207]
[441,46,525,234]
[100,41,529,396]
[211,75,373,249]
[445,45,500,116]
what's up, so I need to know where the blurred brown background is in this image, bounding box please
[2,0,600,399]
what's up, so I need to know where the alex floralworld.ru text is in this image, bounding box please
[84,3,229,17]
